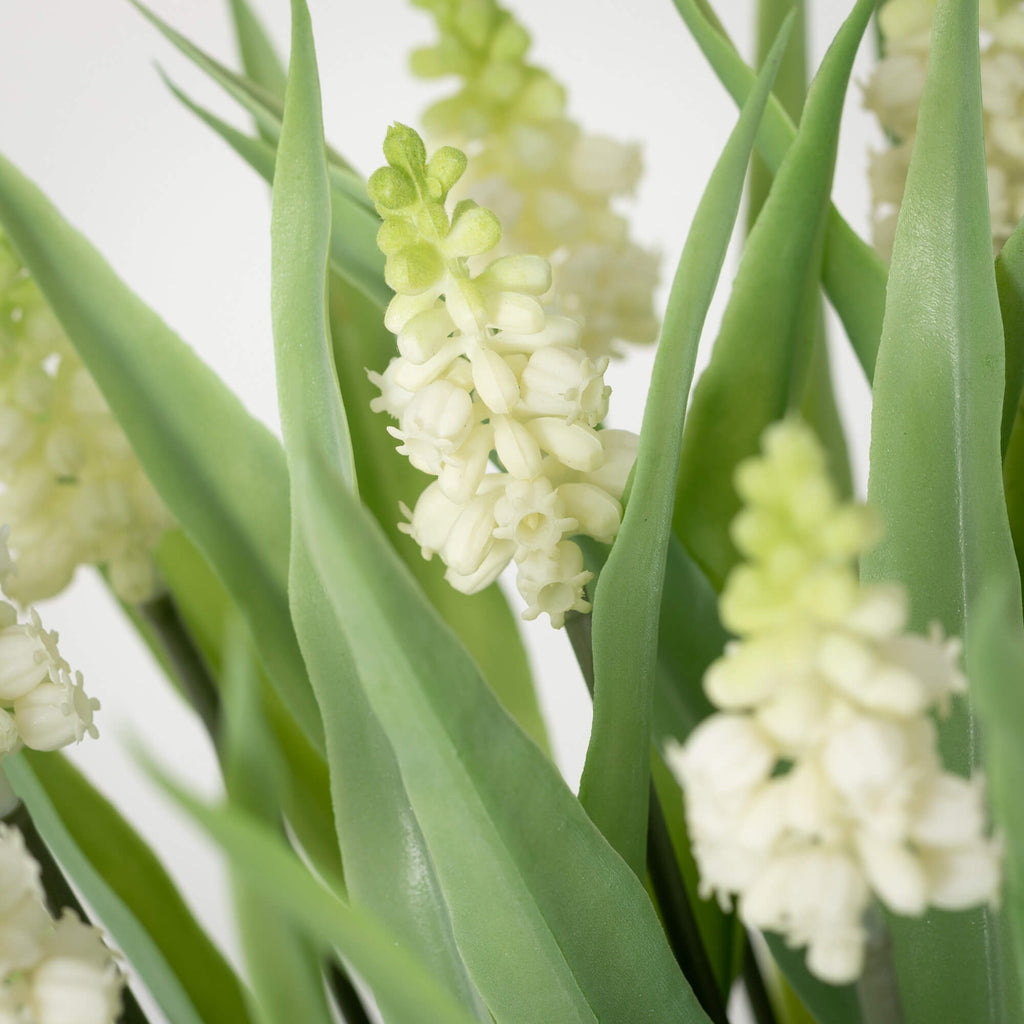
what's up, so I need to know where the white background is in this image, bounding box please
[0,0,879,1016]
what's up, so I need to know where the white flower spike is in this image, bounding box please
[667,419,1002,986]
[369,124,636,626]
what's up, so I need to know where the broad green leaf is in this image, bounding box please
[300,448,711,1022]
[153,530,342,882]
[971,582,1024,1001]
[152,776,482,1024]
[6,751,253,1024]
[270,6,484,1017]
[221,615,336,1024]
[671,0,888,380]
[227,0,288,107]
[578,21,791,876]
[860,1,1022,1018]
[674,0,874,590]
[996,216,1024,454]
[0,153,324,756]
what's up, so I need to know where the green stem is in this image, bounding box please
[742,938,779,1024]
[5,800,152,1024]
[565,612,729,1024]
[326,960,375,1024]
[856,907,905,1024]
[138,591,222,740]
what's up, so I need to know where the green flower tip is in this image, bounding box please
[368,123,469,216]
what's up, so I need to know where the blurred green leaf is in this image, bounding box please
[671,0,887,381]
[152,773,482,1024]
[0,152,324,756]
[996,216,1024,454]
[153,530,342,883]
[971,582,1024,1004]
[674,0,874,590]
[860,1,1022,1018]
[269,6,486,1018]
[221,615,336,1024]
[160,72,388,309]
[226,0,288,107]
[578,20,790,877]
[6,751,253,1024]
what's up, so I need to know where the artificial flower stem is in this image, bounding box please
[565,611,729,1024]
[741,939,779,1024]
[326,960,375,1024]
[3,796,152,1024]
[138,591,221,741]
[855,907,905,1024]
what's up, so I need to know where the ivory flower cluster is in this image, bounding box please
[368,124,636,627]
[667,420,1001,985]
[410,0,660,358]
[0,824,123,1024]
[0,532,98,757]
[0,232,172,605]
[864,0,1024,255]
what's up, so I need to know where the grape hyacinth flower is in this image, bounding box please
[864,0,1024,255]
[667,420,1001,985]
[0,232,172,604]
[367,123,636,626]
[0,824,123,1024]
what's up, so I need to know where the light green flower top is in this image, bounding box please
[368,124,636,626]
[0,232,173,604]
[409,0,660,358]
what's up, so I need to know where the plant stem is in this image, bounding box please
[742,937,779,1024]
[327,960,375,1024]
[5,800,152,1024]
[856,907,905,1024]
[565,611,729,1024]
[138,591,221,740]
[647,786,731,1024]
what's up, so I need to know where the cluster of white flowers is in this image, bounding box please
[0,530,98,758]
[0,824,123,1024]
[368,124,637,626]
[410,0,660,358]
[0,232,172,605]
[864,0,1024,256]
[667,420,1001,985]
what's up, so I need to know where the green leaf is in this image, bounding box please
[670,0,887,381]
[996,216,1024,454]
[226,0,288,106]
[150,775,482,1024]
[578,20,792,876]
[971,582,1024,1004]
[161,71,388,308]
[269,6,485,1018]
[674,0,874,590]
[299,449,711,1022]
[0,153,324,756]
[221,615,336,1024]
[6,751,253,1024]
[153,530,343,882]
[860,1,1022,1018]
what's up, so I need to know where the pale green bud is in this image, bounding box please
[445,201,502,257]
[367,166,418,214]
